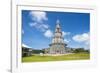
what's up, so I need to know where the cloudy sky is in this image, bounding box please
[22,10,90,50]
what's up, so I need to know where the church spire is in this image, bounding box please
[57,19,60,24]
[55,19,61,33]
[49,20,67,54]
[56,19,61,28]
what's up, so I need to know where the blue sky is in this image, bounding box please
[22,10,90,50]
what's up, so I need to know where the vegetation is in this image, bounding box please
[22,53,90,62]
[22,47,90,62]
[72,48,89,53]
[32,49,44,54]
[31,48,89,54]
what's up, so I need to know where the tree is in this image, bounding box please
[32,49,44,54]
[73,48,86,53]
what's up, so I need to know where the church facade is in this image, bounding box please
[45,20,67,54]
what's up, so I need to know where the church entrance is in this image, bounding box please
[56,50,61,54]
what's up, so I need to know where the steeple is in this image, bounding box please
[56,19,60,28]
[53,19,64,43]
[55,19,61,33]
[49,19,67,54]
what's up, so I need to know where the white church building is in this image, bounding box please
[45,20,69,54]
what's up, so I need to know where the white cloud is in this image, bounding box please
[41,24,49,29]
[29,22,37,27]
[29,22,49,32]
[22,43,31,48]
[29,11,49,32]
[72,33,89,43]
[30,11,48,23]
[64,39,70,43]
[72,32,90,49]
[62,31,70,37]
[29,11,53,39]
[44,30,53,38]
[38,24,49,31]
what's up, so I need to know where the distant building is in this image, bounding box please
[22,47,33,57]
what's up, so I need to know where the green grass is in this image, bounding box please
[22,53,90,62]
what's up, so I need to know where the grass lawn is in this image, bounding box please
[22,53,90,62]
